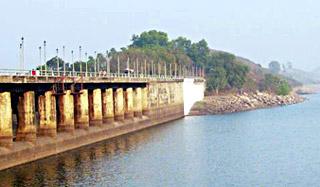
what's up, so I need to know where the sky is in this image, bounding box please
[0,0,319,71]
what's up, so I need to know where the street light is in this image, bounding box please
[117,56,120,76]
[56,48,59,76]
[137,58,139,76]
[63,45,66,76]
[43,41,47,76]
[144,59,147,77]
[71,50,74,76]
[79,46,82,76]
[94,51,97,76]
[85,52,88,77]
[20,37,24,70]
[151,60,154,76]
[38,46,42,74]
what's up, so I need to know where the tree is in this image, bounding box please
[268,61,281,74]
[226,63,249,89]
[130,30,169,48]
[36,30,253,93]
[170,37,192,53]
[277,80,291,95]
[263,74,291,95]
[207,67,227,94]
[187,39,210,66]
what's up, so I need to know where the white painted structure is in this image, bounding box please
[183,78,206,115]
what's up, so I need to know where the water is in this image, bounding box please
[1,94,320,187]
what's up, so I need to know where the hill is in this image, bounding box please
[280,68,320,85]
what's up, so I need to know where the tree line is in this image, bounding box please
[38,30,291,95]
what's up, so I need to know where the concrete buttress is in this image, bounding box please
[38,91,57,137]
[74,89,89,129]
[0,92,13,148]
[89,89,103,126]
[58,90,74,132]
[102,88,114,123]
[142,87,149,116]
[124,88,134,119]
[134,87,143,118]
[114,88,124,121]
[16,91,37,142]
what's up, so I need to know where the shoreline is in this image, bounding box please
[189,91,305,116]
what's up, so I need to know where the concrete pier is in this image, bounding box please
[142,87,149,115]
[0,76,203,171]
[102,88,114,123]
[38,91,57,137]
[134,87,143,118]
[58,90,74,132]
[124,88,134,119]
[89,89,103,126]
[16,91,37,142]
[114,88,124,121]
[0,92,13,148]
[74,89,89,129]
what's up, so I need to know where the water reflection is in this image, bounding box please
[1,95,318,186]
[0,126,155,187]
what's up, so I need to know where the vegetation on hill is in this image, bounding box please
[38,30,294,95]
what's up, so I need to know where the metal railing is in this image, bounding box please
[0,69,204,80]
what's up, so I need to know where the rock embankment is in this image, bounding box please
[189,92,305,115]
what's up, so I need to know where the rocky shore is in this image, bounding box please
[189,92,305,115]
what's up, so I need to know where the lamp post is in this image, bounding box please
[151,60,154,76]
[79,46,82,76]
[144,59,147,77]
[63,45,66,76]
[126,57,130,77]
[71,50,74,76]
[85,52,88,77]
[56,48,59,76]
[106,51,110,75]
[106,52,111,76]
[43,41,47,76]
[117,56,120,76]
[38,46,42,75]
[174,63,177,78]
[164,62,167,78]
[94,51,97,76]
[137,59,139,76]
[20,37,24,70]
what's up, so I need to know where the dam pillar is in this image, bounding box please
[0,92,13,148]
[89,89,103,126]
[58,90,74,132]
[16,91,36,142]
[134,87,143,118]
[102,88,114,123]
[38,91,57,137]
[142,87,149,116]
[124,88,134,119]
[74,89,89,129]
[114,88,124,121]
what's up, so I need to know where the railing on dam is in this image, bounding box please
[0,69,204,83]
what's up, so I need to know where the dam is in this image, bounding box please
[0,72,205,171]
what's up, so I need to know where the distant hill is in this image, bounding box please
[234,56,302,88]
[311,67,320,81]
[235,56,269,83]
[208,50,303,91]
[280,68,320,85]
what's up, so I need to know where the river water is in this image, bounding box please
[1,94,320,187]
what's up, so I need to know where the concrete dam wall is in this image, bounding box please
[183,78,206,115]
[0,76,204,170]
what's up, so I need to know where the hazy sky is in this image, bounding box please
[1,0,319,71]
